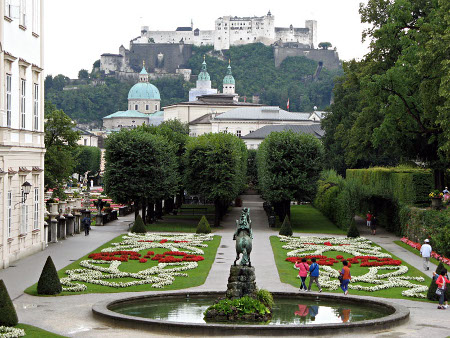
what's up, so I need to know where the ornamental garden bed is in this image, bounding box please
[394,240,450,271]
[270,235,432,301]
[25,233,220,296]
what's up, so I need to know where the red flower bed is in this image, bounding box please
[287,254,402,267]
[139,258,147,263]
[401,237,450,265]
[87,249,204,264]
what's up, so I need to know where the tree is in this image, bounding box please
[427,262,449,301]
[44,102,80,189]
[196,215,211,234]
[78,69,89,80]
[104,128,178,220]
[37,256,62,295]
[0,280,18,326]
[318,42,332,50]
[73,146,101,176]
[184,133,247,226]
[279,215,293,236]
[257,131,324,221]
[130,215,147,233]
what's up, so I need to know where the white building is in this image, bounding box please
[1,0,45,269]
[188,58,218,101]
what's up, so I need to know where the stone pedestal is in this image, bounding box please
[50,219,58,243]
[58,216,66,240]
[66,215,75,236]
[96,213,104,226]
[226,265,257,299]
[74,214,81,234]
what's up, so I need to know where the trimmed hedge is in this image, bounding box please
[37,256,62,295]
[0,280,18,326]
[347,222,360,238]
[130,215,147,234]
[196,215,211,234]
[279,215,293,236]
[427,262,450,301]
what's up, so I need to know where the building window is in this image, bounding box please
[33,83,39,130]
[33,187,39,230]
[7,191,12,238]
[32,0,39,34]
[21,79,26,129]
[21,191,28,234]
[6,74,12,128]
[236,130,241,137]
[84,139,87,146]
[146,104,149,111]
[134,104,138,110]
[155,104,158,111]
[5,0,12,17]
[20,0,27,27]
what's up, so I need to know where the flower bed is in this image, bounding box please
[278,235,428,298]
[60,233,214,292]
[0,326,25,338]
[400,237,450,265]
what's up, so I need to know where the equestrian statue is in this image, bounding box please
[233,208,253,267]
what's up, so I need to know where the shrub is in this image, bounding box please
[257,289,274,309]
[427,262,450,301]
[0,280,18,326]
[279,215,293,236]
[196,215,211,234]
[347,222,360,238]
[130,215,147,234]
[37,256,62,295]
[204,296,270,317]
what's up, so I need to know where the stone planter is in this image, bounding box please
[58,201,67,215]
[49,203,59,215]
[431,197,442,210]
[75,198,83,208]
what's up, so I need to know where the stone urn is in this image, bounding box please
[49,203,59,215]
[58,201,67,215]
[75,198,83,208]
[431,197,442,210]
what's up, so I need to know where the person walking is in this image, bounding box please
[434,269,449,310]
[295,258,310,291]
[307,258,322,292]
[420,239,432,271]
[340,260,351,295]
[366,211,372,228]
[82,216,91,236]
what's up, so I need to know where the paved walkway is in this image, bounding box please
[1,197,449,337]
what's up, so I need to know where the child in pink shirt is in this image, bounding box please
[295,258,310,291]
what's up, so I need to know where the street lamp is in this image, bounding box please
[21,181,32,203]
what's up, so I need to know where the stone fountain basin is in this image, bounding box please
[92,291,409,336]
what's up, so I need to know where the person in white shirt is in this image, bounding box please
[420,239,432,271]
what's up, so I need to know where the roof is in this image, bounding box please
[214,106,311,121]
[72,126,96,136]
[176,27,192,31]
[242,124,324,139]
[103,110,150,119]
[128,82,161,100]
[163,94,260,109]
[101,53,123,57]
[151,111,164,117]
[223,64,235,85]
[189,114,214,125]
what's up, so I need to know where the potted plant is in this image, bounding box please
[429,190,443,209]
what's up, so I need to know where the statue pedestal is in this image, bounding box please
[226,265,257,299]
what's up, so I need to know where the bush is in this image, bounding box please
[37,256,62,295]
[279,215,293,236]
[427,262,450,301]
[257,289,274,309]
[204,296,270,317]
[0,280,18,326]
[130,215,147,234]
[196,215,211,234]
[347,222,360,238]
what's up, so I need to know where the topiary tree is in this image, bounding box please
[0,280,18,326]
[427,262,450,301]
[318,42,332,50]
[279,215,293,236]
[196,215,211,234]
[346,222,360,238]
[130,215,147,234]
[37,256,62,295]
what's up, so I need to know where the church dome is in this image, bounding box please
[223,64,235,85]
[128,82,161,100]
[198,58,211,81]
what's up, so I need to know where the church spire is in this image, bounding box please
[198,55,210,81]
[223,59,235,94]
[139,60,149,83]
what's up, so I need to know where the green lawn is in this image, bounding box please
[394,240,450,271]
[15,324,66,337]
[25,234,221,296]
[274,205,346,235]
[145,222,199,232]
[270,236,432,302]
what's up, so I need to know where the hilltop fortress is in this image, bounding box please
[100,12,340,81]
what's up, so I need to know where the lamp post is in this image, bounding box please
[21,181,32,203]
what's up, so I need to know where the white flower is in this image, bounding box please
[0,327,26,338]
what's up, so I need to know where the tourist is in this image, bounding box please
[340,260,351,295]
[82,216,91,236]
[420,239,432,271]
[443,187,449,194]
[307,258,322,292]
[371,215,377,235]
[434,269,449,310]
[295,258,309,291]
[366,211,372,228]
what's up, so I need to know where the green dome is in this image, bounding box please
[198,60,210,81]
[128,82,160,100]
[223,64,235,85]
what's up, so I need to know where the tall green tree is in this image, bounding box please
[73,146,101,176]
[103,128,178,220]
[44,102,80,189]
[257,131,324,220]
[184,133,247,226]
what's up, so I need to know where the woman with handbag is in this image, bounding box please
[435,269,449,310]
[340,260,351,295]
[295,258,310,291]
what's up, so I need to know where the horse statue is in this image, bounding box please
[233,208,253,266]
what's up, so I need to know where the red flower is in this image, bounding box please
[139,258,147,263]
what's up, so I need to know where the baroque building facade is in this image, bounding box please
[0,0,46,268]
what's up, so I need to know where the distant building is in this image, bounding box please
[1,0,46,269]
[74,127,99,147]
[188,58,218,101]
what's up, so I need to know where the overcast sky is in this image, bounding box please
[44,0,370,78]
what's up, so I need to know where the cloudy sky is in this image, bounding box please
[45,0,370,78]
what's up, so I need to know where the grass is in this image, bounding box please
[270,236,432,302]
[15,324,66,337]
[25,234,221,296]
[273,205,346,235]
[394,240,450,271]
[145,222,199,232]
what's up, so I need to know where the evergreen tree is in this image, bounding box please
[0,280,18,326]
[427,262,450,301]
[37,256,62,295]
[196,216,211,234]
[279,215,293,236]
[346,222,360,238]
[130,215,147,234]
